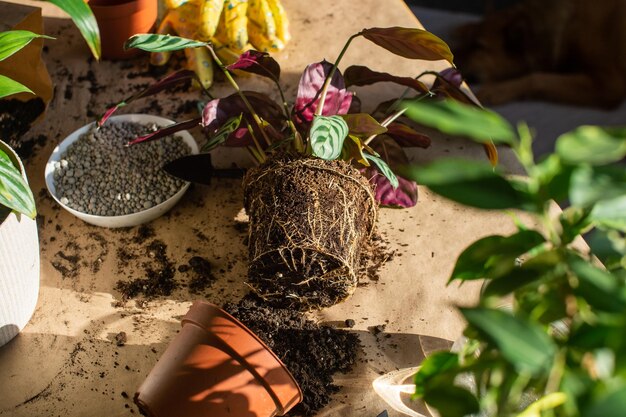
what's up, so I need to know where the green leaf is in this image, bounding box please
[401,99,516,145]
[0,30,54,61]
[0,149,36,218]
[560,207,593,245]
[340,113,387,137]
[590,195,626,232]
[360,27,454,63]
[482,250,561,297]
[461,307,556,375]
[556,126,626,165]
[309,115,348,160]
[48,0,100,59]
[364,153,399,189]
[125,34,208,53]
[532,154,574,204]
[0,74,33,99]
[399,159,532,210]
[201,114,243,152]
[413,351,459,397]
[583,386,626,417]
[423,384,480,417]
[588,229,626,271]
[451,230,546,281]
[569,255,626,313]
[570,165,626,208]
[341,135,369,166]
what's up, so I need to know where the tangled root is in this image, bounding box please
[243,154,377,310]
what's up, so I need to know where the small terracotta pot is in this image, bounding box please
[89,0,157,60]
[135,301,302,417]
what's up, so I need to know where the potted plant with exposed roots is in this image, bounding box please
[100,27,498,309]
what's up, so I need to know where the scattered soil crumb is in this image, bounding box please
[133,224,155,244]
[115,239,177,299]
[369,324,386,336]
[51,242,82,279]
[358,230,395,282]
[114,332,127,346]
[225,295,360,416]
[186,256,216,294]
[192,228,210,242]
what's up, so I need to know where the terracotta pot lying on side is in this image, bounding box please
[135,301,302,417]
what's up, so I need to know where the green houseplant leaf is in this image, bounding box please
[413,351,459,397]
[570,165,626,208]
[423,384,480,417]
[589,195,626,232]
[0,74,33,99]
[364,153,399,189]
[399,159,531,210]
[461,307,556,375]
[0,30,54,61]
[125,33,208,52]
[360,27,454,63]
[0,148,36,218]
[583,386,626,417]
[47,0,101,60]
[556,126,626,165]
[450,230,546,281]
[569,255,626,312]
[401,99,517,145]
[309,115,349,160]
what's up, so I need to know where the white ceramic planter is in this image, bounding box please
[0,140,40,347]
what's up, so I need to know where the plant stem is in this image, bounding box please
[363,107,408,145]
[205,45,273,151]
[246,62,303,151]
[314,33,360,118]
[545,349,566,395]
[245,121,267,162]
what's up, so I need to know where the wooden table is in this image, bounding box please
[0,1,523,416]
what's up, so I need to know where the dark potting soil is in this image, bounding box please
[186,256,216,294]
[115,239,177,299]
[0,98,46,157]
[224,295,361,416]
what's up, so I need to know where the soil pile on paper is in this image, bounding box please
[225,295,360,416]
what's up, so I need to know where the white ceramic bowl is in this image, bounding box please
[45,114,199,228]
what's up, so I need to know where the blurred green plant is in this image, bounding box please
[399,99,626,417]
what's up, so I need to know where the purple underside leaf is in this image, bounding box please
[360,27,454,63]
[364,168,418,208]
[202,91,283,131]
[439,67,463,87]
[344,65,429,93]
[98,69,196,126]
[223,122,283,148]
[127,118,200,146]
[293,60,353,124]
[363,134,418,207]
[226,50,281,81]
[431,70,480,106]
[386,123,431,148]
